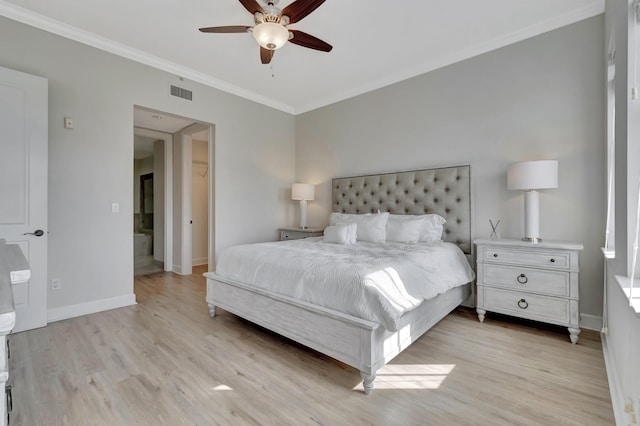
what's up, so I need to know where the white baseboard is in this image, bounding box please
[580,313,602,331]
[192,258,208,267]
[601,333,626,426]
[47,293,137,323]
[172,264,186,275]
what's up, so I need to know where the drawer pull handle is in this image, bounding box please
[6,384,12,412]
[493,253,498,258]
[550,258,556,263]
[516,274,528,284]
[518,299,529,309]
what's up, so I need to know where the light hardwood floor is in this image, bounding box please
[9,266,614,425]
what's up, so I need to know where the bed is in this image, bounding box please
[204,165,473,394]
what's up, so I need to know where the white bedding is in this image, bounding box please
[215,238,475,331]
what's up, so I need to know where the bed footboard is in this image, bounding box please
[204,272,470,394]
[205,272,379,375]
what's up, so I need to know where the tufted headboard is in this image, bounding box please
[332,165,472,254]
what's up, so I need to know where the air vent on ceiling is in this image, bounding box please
[170,85,193,101]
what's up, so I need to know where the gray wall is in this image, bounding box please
[0,16,295,312]
[295,16,605,320]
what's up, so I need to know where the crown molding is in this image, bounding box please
[0,1,295,114]
[0,0,604,116]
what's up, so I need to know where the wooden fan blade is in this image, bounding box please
[288,30,332,52]
[238,0,264,15]
[281,0,326,24]
[199,26,251,33]
[260,47,274,64]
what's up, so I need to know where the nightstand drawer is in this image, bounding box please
[483,264,570,297]
[481,247,570,269]
[482,287,571,325]
[280,229,323,241]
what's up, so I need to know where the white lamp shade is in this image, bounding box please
[252,22,289,50]
[507,160,558,190]
[292,183,315,201]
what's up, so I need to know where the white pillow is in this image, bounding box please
[329,212,363,226]
[387,214,447,242]
[335,222,357,244]
[419,214,447,241]
[323,225,350,244]
[329,212,389,243]
[386,217,423,243]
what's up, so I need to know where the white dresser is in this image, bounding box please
[474,238,583,344]
[0,240,29,426]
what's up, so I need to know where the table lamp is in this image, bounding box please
[507,160,558,242]
[291,183,315,229]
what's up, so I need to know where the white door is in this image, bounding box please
[0,66,48,333]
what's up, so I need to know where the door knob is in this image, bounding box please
[24,229,44,237]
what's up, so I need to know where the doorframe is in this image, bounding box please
[207,125,215,272]
[133,127,173,271]
[178,123,212,275]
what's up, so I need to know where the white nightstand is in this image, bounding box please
[474,238,583,344]
[279,227,324,241]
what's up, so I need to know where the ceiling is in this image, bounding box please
[0,0,604,114]
[133,108,209,159]
[134,108,197,134]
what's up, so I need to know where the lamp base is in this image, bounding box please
[523,190,541,243]
[299,200,308,229]
[522,237,542,243]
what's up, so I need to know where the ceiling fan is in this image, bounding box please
[199,0,332,64]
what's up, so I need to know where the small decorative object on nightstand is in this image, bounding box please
[489,219,501,240]
[475,238,583,344]
[279,227,324,241]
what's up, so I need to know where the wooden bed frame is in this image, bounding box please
[205,165,472,394]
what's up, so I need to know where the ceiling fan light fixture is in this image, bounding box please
[252,22,289,50]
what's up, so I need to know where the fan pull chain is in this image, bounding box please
[271,64,275,78]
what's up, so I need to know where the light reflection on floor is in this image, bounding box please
[354,364,455,391]
[212,384,233,391]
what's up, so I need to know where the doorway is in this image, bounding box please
[134,170,158,274]
[133,127,172,275]
[133,106,215,277]
[191,129,210,269]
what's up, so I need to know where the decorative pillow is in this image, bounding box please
[323,225,350,244]
[328,212,364,226]
[386,217,423,243]
[419,214,447,242]
[335,222,357,244]
[329,212,389,243]
[387,214,447,242]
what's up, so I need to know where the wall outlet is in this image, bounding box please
[50,278,61,291]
